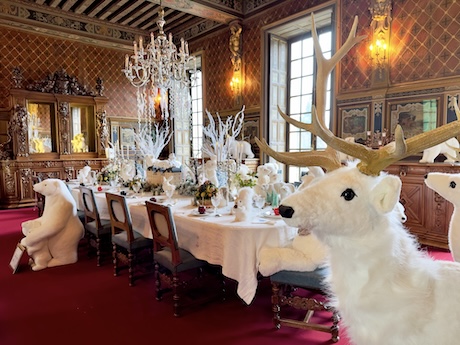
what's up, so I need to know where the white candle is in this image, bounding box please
[121,145,124,160]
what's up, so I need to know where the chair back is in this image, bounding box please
[80,186,103,228]
[105,193,135,242]
[145,201,181,265]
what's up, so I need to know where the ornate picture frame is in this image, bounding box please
[339,105,369,140]
[388,98,439,138]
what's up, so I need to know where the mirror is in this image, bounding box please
[27,101,56,154]
[70,104,95,153]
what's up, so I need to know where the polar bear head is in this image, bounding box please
[34,178,69,197]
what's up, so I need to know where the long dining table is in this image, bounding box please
[69,184,297,304]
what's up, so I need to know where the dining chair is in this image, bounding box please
[32,175,45,217]
[64,181,85,224]
[270,267,340,342]
[105,192,153,286]
[80,186,112,266]
[145,200,225,317]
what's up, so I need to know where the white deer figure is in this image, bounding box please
[256,14,460,345]
[425,172,460,262]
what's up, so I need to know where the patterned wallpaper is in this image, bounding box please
[0,27,137,118]
[340,0,460,92]
[2,0,460,120]
[189,0,328,113]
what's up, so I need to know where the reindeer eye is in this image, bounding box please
[450,181,456,188]
[341,188,356,201]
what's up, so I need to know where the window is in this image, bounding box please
[287,28,332,182]
[265,7,334,183]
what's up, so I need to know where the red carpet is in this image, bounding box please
[0,208,452,345]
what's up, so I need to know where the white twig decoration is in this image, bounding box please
[202,106,245,161]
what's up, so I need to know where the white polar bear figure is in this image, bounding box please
[20,179,84,271]
[254,162,279,199]
[228,139,255,160]
[419,137,460,163]
[425,172,460,262]
[233,187,254,222]
[203,155,219,187]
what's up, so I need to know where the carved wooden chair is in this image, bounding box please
[270,268,340,343]
[80,186,111,266]
[32,175,45,217]
[105,193,153,286]
[145,200,225,317]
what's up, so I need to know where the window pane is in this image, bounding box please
[290,96,301,114]
[291,40,302,60]
[290,60,301,78]
[290,78,301,96]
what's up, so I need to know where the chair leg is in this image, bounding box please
[172,273,180,317]
[113,243,118,277]
[155,262,162,301]
[271,282,281,329]
[96,237,101,267]
[128,251,134,287]
[331,311,340,343]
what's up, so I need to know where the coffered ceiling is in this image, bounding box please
[0,0,282,49]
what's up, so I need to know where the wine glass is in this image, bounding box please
[254,194,265,210]
[165,189,174,204]
[211,193,222,216]
[132,181,141,194]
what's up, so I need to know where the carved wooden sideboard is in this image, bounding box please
[0,69,109,209]
[386,161,460,249]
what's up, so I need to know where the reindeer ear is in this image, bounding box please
[370,175,402,214]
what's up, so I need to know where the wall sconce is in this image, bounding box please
[369,0,392,80]
[230,70,241,93]
[229,21,243,105]
[369,32,388,74]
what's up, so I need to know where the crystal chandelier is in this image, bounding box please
[122,5,196,119]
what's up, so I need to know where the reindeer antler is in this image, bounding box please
[258,13,460,176]
[256,106,342,171]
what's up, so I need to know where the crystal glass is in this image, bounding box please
[254,194,265,209]
[132,181,141,194]
[165,189,174,204]
[211,193,222,216]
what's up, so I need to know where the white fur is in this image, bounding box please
[279,166,460,345]
[258,231,328,276]
[419,137,459,163]
[21,179,84,271]
[425,172,460,262]
[233,187,254,222]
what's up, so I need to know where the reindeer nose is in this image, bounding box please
[279,205,295,218]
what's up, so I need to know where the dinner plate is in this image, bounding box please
[189,210,210,217]
[260,211,281,219]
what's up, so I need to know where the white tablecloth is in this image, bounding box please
[70,186,297,304]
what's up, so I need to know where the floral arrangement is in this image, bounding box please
[195,180,218,200]
[99,161,119,183]
[177,179,198,196]
[233,171,257,188]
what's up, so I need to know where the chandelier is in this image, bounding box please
[122,5,196,119]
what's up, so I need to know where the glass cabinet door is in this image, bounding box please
[27,101,56,153]
[70,104,95,153]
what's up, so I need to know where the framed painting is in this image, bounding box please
[120,127,135,147]
[388,98,439,138]
[339,105,369,140]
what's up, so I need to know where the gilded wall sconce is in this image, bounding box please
[369,0,392,81]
